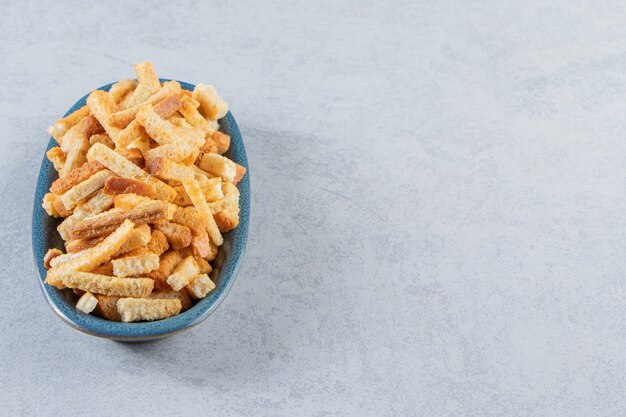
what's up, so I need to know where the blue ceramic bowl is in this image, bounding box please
[32,80,249,341]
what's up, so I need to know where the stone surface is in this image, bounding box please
[1,1,625,416]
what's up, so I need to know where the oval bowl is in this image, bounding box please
[32,80,249,341]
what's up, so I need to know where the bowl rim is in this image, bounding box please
[31,79,250,341]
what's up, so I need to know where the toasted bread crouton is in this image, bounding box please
[57,190,114,240]
[214,210,238,233]
[115,223,152,256]
[117,298,181,322]
[109,79,137,104]
[179,176,223,246]
[112,252,160,277]
[87,143,176,202]
[53,196,74,217]
[42,193,62,217]
[69,200,167,240]
[89,133,115,148]
[46,220,135,285]
[148,250,182,290]
[179,95,215,134]
[211,131,230,155]
[60,169,113,211]
[191,230,211,258]
[52,270,154,298]
[149,290,192,311]
[233,163,246,185]
[86,90,120,140]
[51,161,105,195]
[194,256,212,275]
[81,114,105,138]
[185,274,215,300]
[46,147,66,172]
[95,295,122,321]
[154,221,192,250]
[214,182,240,232]
[104,176,156,199]
[192,83,228,120]
[76,292,98,314]
[59,124,90,178]
[198,153,236,182]
[115,148,145,168]
[43,248,64,269]
[92,261,114,276]
[146,230,169,255]
[166,255,200,291]
[47,105,90,144]
[109,81,181,128]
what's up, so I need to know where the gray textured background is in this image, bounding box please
[1,1,625,416]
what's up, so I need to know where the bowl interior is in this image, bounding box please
[32,80,249,341]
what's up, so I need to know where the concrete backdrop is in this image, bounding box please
[1,1,625,416]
